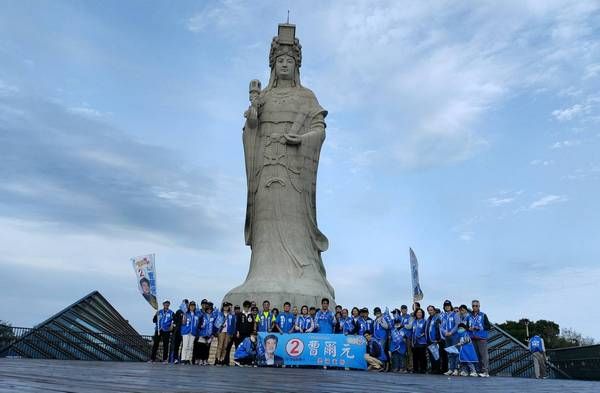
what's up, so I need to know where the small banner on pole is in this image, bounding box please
[410,248,424,302]
[131,254,158,310]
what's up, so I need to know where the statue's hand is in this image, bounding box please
[284,134,302,145]
[246,105,258,128]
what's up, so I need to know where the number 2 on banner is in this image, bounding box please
[286,338,304,357]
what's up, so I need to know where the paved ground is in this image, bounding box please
[0,359,598,392]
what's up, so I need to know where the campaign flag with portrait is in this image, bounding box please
[131,254,158,309]
[257,333,366,369]
[409,248,424,302]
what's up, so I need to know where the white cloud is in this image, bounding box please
[552,104,587,121]
[488,197,515,207]
[530,159,553,166]
[529,194,567,209]
[68,105,104,118]
[186,0,248,33]
[551,139,581,149]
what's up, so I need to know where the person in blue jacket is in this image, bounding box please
[412,308,428,373]
[315,298,336,334]
[215,302,237,366]
[529,334,547,379]
[373,307,390,344]
[195,302,216,366]
[357,308,374,336]
[426,305,443,374]
[275,302,295,334]
[364,331,386,371]
[151,300,174,363]
[458,304,471,328]
[180,301,201,364]
[234,331,258,366]
[456,323,479,377]
[256,300,276,333]
[294,305,315,333]
[390,319,407,372]
[396,305,414,372]
[468,299,491,377]
[337,308,356,335]
[441,300,460,376]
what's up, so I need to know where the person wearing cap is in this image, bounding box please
[234,331,258,366]
[373,307,390,343]
[195,302,215,366]
[315,298,336,334]
[441,300,460,376]
[180,301,201,364]
[236,301,256,348]
[469,300,491,377]
[396,305,414,372]
[223,305,242,365]
[456,322,479,377]
[171,299,188,363]
[294,305,315,333]
[364,331,386,371]
[215,302,236,366]
[256,300,276,333]
[275,302,295,334]
[357,308,374,336]
[150,300,174,363]
[390,309,407,372]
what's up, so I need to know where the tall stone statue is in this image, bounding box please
[224,23,335,308]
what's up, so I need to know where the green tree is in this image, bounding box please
[497,318,595,349]
[0,320,15,351]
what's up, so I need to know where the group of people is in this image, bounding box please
[150,297,493,377]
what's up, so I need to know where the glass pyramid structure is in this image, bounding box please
[1,291,150,361]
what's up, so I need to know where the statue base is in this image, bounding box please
[223,277,335,310]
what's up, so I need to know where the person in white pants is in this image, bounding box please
[180,301,201,364]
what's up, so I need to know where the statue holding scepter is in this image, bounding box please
[224,23,335,308]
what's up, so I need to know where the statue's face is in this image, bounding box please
[275,54,295,80]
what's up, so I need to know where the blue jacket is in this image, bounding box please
[412,318,427,346]
[367,338,387,362]
[529,335,545,353]
[440,311,459,341]
[338,317,355,335]
[397,313,413,338]
[468,312,489,340]
[357,317,374,336]
[390,329,407,354]
[373,316,390,341]
[276,312,295,333]
[198,310,215,337]
[218,312,236,336]
[180,310,202,336]
[457,328,478,363]
[156,309,174,332]
[234,337,257,360]
[256,311,275,332]
[315,309,335,334]
[295,315,315,332]
[426,314,441,343]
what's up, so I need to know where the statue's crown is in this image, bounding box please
[269,23,302,68]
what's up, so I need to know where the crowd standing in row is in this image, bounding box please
[151,297,495,377]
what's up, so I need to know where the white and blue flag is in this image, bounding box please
[410,248,424,302]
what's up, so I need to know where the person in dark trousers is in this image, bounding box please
[171,299,188,363]
[412,308,428,374]
[236,300,255,350]
[223,304,242,366]
[150,300,174,363]
[426,305,443,374]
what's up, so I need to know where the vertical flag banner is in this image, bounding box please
[131,254,158,309]
[410,248,424,302]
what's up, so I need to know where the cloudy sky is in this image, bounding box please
[1,1,599,339]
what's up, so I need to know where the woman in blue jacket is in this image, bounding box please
[180,301,201,365]
[234,331,258,366]
[294,305,315,333]
[412,308,428,373]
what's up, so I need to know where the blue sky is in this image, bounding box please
[1,1,599,339]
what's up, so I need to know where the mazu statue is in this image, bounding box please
[224,23,335,308]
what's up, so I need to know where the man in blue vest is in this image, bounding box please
[275,302,295,334]
[469,300,491,377]
[364,331,386,371]
[150,300,174,363]
[315,298,336,334]
[397,305,413,372]
[256,300,275,332]
[529,334,547,379]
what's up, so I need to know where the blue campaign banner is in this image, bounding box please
[257,333,367,369]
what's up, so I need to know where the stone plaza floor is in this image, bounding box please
[0,359,598,392]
